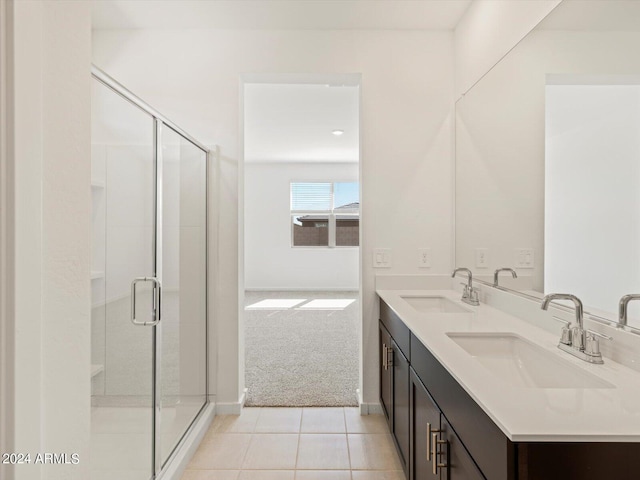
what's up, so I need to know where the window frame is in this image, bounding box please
[290,182,359,249]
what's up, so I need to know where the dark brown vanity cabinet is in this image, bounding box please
[379,300,412,475]
[379,320,410,474]
[392,339,410,470]
[440,416,485,480]
[410,368,484,480]
[409,369,440,480]
[379,323,393,424]
[380,298,640,480]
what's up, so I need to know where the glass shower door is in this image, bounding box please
[159,125,208,466]
[91,79,156,480]
[91,67,209,479]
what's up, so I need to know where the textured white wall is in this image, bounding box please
[245,162,359,290]
[93,28,455,406]
[454,0,560,98]
[10,1,92,479]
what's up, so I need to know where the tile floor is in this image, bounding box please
[181,407,404,480]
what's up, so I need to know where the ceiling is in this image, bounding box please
[92,0,471,31]
[244,83,359,163]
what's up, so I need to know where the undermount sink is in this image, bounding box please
[447,332,614,389]
[400,295,471,314]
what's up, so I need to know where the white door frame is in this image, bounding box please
[238,73,363,407]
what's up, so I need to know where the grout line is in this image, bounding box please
[344,407,354,475]
[288,408,303,471]
[237,430,254,470]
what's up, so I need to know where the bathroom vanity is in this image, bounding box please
[377,289,640,480]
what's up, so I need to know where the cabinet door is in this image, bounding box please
[380,322,393,428]
[410,368,441,480]
[392,339,410,473]
[439,416,485,480]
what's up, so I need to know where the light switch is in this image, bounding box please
[514,248,534,269]
[373,248,392,268]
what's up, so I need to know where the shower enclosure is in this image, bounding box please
[90,66,209,479]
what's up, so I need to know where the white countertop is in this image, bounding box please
[377,289,640,442]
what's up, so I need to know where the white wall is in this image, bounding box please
[546,84,640,324]
[93,28,455,407]
[8,1,92,479]
[454,0,560,98]
[245,162,359,290]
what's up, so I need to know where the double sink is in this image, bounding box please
[399,294,614,390]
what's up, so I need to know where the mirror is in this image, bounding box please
[455,0,640,328]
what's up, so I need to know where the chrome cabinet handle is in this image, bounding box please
[131,276,161,326]
[432,432,447,475]
[382,343,387,370]
[426,422,440,460]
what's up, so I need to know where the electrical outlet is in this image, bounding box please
[475,248,489,268]
[373,249,392,268]
[514,248,534,268]
[418,248,432,268]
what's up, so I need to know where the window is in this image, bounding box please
[291,182,359,247]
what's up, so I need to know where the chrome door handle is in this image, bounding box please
[382,343,387,370]
[432,432,447,475]
[426,422,440,460]
[131,276,161,326]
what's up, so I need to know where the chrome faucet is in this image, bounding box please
[493,267,517,287]
[541,293,610,364]
[452,268,479,306]
[618,294,640,327]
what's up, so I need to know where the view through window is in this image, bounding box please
[291,182,359,247]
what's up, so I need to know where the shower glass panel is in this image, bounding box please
[91,79,155,480]
[159,126,208,466]
[90,67,209,480]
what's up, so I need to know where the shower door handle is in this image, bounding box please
[130,276,161,326]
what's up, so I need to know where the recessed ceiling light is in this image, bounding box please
[332,129,344,136]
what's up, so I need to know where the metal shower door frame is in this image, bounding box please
[91,65,210,480]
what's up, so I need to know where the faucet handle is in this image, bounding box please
[585,329,612,341]
[584,329,612,357]
[459,283,470,298]
[468,286,479,303]
[552,317,573,345]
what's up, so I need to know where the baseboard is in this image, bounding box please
[359,403,383,415]
[159,402,215,480]
[215,388,248,415]
[357,390,382,414]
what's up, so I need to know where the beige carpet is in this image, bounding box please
[244,291,359,407]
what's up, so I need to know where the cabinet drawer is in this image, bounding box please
[380,299,411,359]
[410,333,515,480]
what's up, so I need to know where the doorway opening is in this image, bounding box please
[242,75,361,406]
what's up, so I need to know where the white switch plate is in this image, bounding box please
[373,248,392,268]
[475,248,489,268]
[514,248,534,268]
[418,248,432,268]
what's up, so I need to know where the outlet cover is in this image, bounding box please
[373,249,392,268]
[475,248,489,268]
[418,248,432,268]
